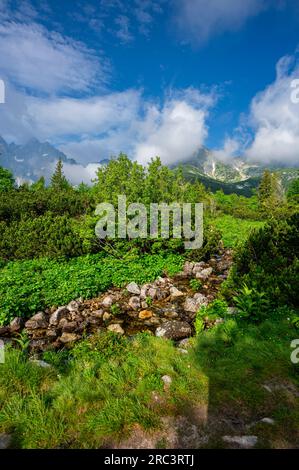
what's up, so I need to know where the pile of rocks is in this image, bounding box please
[0,250,233,352]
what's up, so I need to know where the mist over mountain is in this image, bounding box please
[0,135,78,185]
[0,135,298,195]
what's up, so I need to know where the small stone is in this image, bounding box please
[103,312,112,322]
[46,330,57,339]
[222,435,258,449]
[183,298,198,313]
[25,312,48,330]
[183,294,207,313]
[161,375,172,387]
[107,324,124,335]
[140,284,150,299]
[126,282,140,295]
[128,296,141,310]
[192,262,205,274]
[196,267,213,280]
[164,311,179,319]
[147,287,157,300]
[178,338,192,348]
[49,307,69,326]
[178,348,188,354]
[93,309,104,319]
[183,261,195,276]
[58,318,68,329]
[67,300,81,312]
[59,332,78,344]
[169,286,184,298]
[29,339,48,352]
[149,317,161,326]
[0,433,12,449]
[10,317,24,333]
[155,320,191,341]
[101,295,114,308]
[62,321,77,333]
[29,359,51,368]
[0,326,10,336]
[139,310,153,320]
[260,417,275,425]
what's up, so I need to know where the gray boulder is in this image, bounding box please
[0,433,12,449]
[222,435,258,448]
[25,312,48,330]
[128,296,141,310]
[126,282,140,295]
[49,307,69,326]
[155,320,191,340]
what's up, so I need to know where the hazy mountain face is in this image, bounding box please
[0,136,298,194]
[0,136,77,184]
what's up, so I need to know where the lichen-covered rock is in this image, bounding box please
[183,294,207,313]
[196,267,213,280]
[128,296,141,310]
[101,295,114,308]
[10,317,24,333]
[49,307,69,326]
[183,261,195,276]
[67,300,81,312]
[107,324,124,335]
[192,262,205,274]
[155,321,191,340]
[126,282,140,295]
[25,312,48,330]
[59,332,78,344]
[169,286,184,298]
[140,284,150,299]
[61,321,78,333]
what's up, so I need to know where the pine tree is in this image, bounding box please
[258,170,285,215]
[31,176,45,191]
[50,160,70,191]
[258,170,273,204]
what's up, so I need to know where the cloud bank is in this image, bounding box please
[215,53,299,166]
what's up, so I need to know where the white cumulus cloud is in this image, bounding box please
[245,54,299,165]
[0,21,108,95]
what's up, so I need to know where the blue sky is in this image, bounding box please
[0,0,299,174]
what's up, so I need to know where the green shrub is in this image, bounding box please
[233,285,271,323]
[195,299,228,335]
[224,213,299,316]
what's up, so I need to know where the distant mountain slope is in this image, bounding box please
[0,136,298,194]
[173,148,299,195]
[0,136,77,184]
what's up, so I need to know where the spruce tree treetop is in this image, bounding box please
[50,160,71,191]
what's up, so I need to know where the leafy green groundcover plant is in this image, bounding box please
[222,212,299,320]
[0,253,184,325]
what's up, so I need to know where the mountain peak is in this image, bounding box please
[0,135,78,183]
